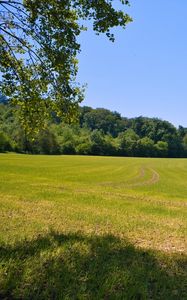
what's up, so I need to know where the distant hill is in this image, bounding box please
[0,102,187,157]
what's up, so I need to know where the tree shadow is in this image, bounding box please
[0,231,186,299]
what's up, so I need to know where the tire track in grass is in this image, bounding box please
[128,168,160,187]
[100,166,145,187]
[100,167,160,188]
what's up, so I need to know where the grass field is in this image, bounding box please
[0,154,186,299]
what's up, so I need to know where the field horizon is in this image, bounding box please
[0,154,186,299]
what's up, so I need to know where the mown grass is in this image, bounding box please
[0,154,186,299]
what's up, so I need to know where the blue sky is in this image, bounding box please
[77,0,187,127]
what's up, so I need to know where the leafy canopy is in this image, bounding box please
[0,0,132,136]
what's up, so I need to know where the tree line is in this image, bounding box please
[0,100,187,157]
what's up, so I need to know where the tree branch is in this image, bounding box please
[0,26,44,65]
[0,34,22,81]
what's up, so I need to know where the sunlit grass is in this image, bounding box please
[0,154,186,299]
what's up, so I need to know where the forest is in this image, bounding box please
[0,97,187,158]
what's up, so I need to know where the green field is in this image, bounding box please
[0,154,186,299]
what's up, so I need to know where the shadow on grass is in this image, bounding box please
[0,231,186,299]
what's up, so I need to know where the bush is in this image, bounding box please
[61,141,76,154]
[0,131,12,152]
[76,142,92,155]
[136,137,155,157]
[154,141,168,157]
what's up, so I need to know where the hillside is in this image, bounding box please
[0,103,187,157]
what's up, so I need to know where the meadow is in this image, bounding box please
[0,154,186,299]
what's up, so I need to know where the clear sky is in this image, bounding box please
[77,0,187,128]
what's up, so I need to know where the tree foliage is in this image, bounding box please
[1,103,187,157]
[0,0,132,136]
